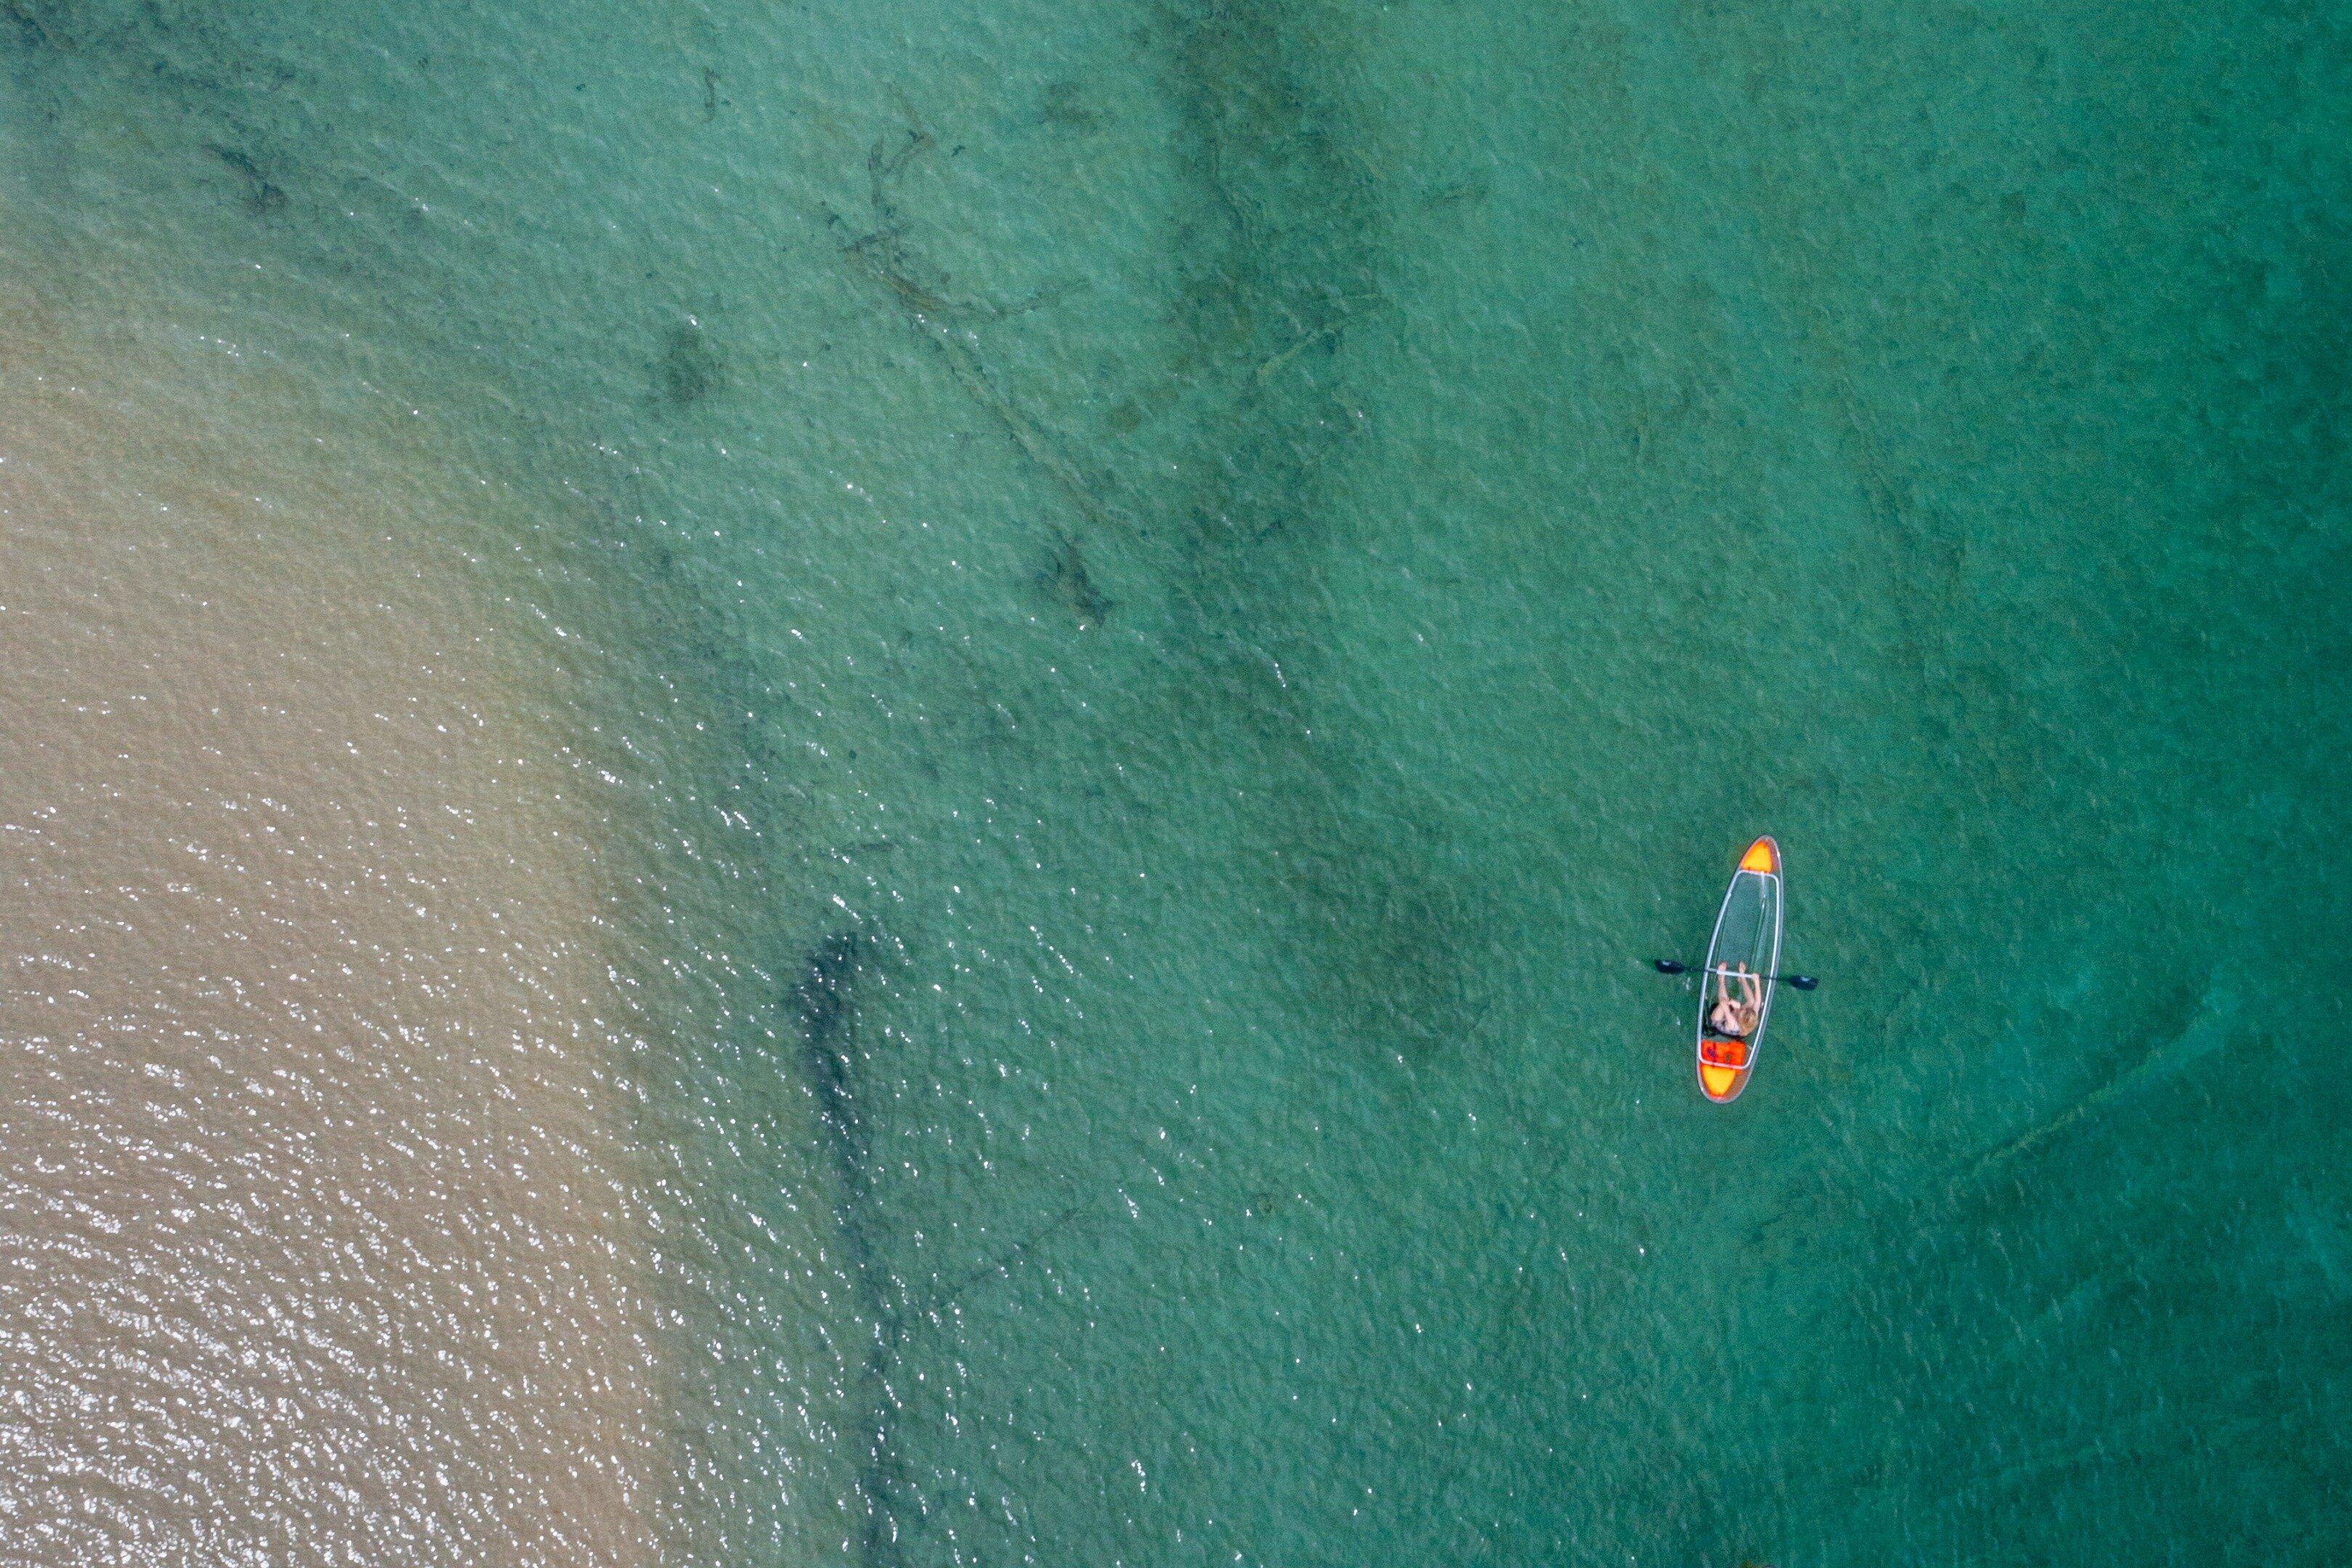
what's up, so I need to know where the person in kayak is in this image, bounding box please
[1709,963,1763,1040]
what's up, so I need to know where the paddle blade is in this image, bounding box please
[1787,975,1818,991]
[1651,959,1688,976]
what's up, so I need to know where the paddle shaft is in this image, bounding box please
[1651,958,1818,989]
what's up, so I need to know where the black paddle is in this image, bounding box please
[1652,957,1818,991]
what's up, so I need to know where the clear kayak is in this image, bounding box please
[1696,836,1783,1103]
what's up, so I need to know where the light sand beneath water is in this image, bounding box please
[0,312,677,1564]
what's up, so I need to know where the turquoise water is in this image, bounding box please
[3,0,2348,1562]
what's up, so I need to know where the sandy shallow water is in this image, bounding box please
[0,311,679,1563]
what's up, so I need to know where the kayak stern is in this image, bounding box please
[1697,1037,1752,1102]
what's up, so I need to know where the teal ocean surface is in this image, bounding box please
[1,1,2346,1563]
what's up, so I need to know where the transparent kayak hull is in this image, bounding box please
[1696,837,1783,1102]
